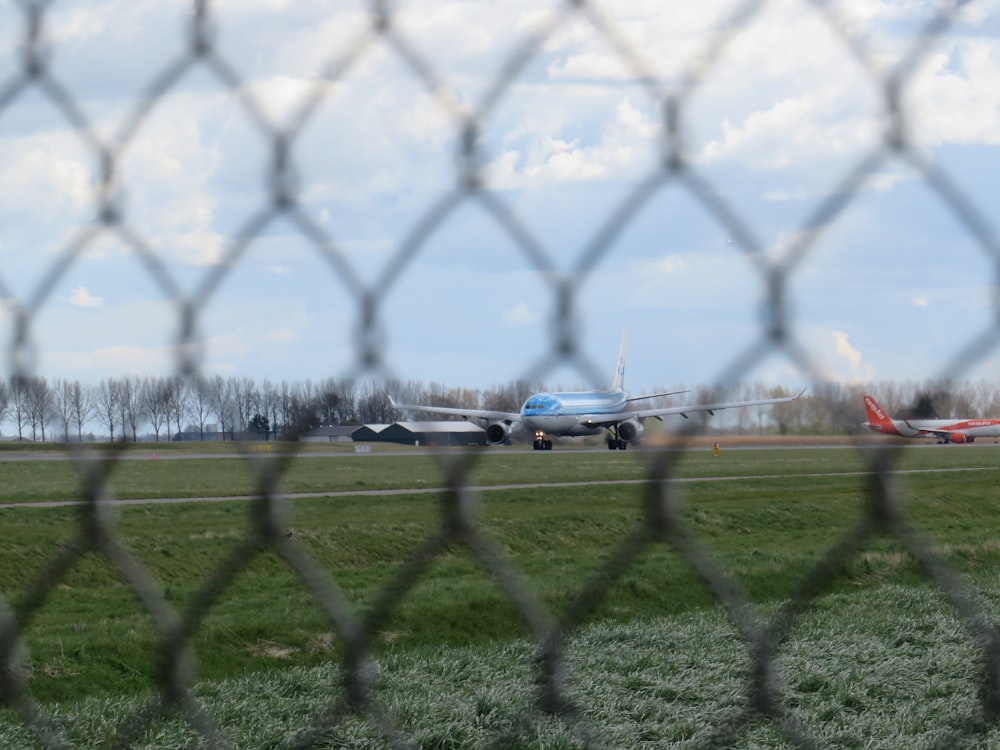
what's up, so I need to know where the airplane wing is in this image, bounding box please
[626,389,688,404]
[911,427,947,440]
[626,389,806,422]
[388,395,520,423]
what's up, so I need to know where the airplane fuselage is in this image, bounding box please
[863,395,1000,443]
[519,390,629,438]
[870,418,1000,441]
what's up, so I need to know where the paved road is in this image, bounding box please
[1,465,994,511]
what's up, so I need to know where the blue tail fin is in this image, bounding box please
[611,330,627,392]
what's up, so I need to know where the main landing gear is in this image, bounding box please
[607,426,627,450]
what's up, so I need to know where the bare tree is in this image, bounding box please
[232,376,259,435]
[142,376,170,441]
[165,376,188,440]
[316,377,341,425]
[50,378,94,441]
[276,380,295,439]
[262,379,280,440]
[23,377,52,442]
[0,379,8,436]
[52,378,77,440]
[209,374,235,440]
[284,380,321,437]
[189,377,212,440]
[69,379,93,441]
[9,379,30,440]
[117,375,143,442]
[357,382,394,424]
[482,381,520,414]
[94,378,120,442]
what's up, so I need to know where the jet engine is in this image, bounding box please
[486,421,513,445]
[617,419,644,443]
[948,433,972,444]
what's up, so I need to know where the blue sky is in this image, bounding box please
[0,0,999,396]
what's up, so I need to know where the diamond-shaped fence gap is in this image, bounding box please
[377,201,557,394]
[774,584,987,748]
[560,615,756,748]
[176,530,368,698]
[204,2,372,132]
[0,82,106,302]
[110,76,279,294]
[792,169,998,390]
[900,6,1000,179]
[664,444,865,632]
[0,14,103,164]
[692,346,812,427]
[11,239,189,393]
[675,2,887,253]
[288,46,468,285]
[568,185,801,405]
[766,445,1000,743]
[185,224,358,391]
[556,470,820,748]
[570,186,759,323]
[324,486,576,745]
[359,501,550,649]
[554,471,750,638]
[17,540,174,705]
[389,1,569,117]
[27,3,195,146]
[471,21,666,272]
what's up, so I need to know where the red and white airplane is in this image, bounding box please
[862,395,1000,444]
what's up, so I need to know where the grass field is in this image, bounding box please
[2,443,1000,747]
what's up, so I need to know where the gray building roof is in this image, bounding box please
[300,425,358,442]
[356,421,487,447]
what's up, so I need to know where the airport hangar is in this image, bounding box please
[303,421,488,447]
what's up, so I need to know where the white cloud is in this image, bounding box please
[647,255,690,275]
[0,135,93,219]
[763,188,809,202]
[833,330,862,370]
[525,137,609,182]
[700,93,877,169]
[806,328,876,383]
[68,286,104,309]
[908,40,1000,147]
[48,343,172,377]
[912,296,929,307]
[487,93,658,188]
[169,231,226,267]
[502,302,537,326]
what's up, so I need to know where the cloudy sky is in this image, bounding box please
[0,0,999,396]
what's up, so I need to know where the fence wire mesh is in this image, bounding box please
[1,0,999,747]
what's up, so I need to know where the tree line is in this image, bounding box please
[0,374,996,443]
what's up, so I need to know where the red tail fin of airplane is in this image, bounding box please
[863,395,900,435]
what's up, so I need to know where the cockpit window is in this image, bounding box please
[524,394,557,413]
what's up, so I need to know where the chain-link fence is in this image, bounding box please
[2,1,1000,747]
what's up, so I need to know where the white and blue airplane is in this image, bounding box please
[389,331,803,450]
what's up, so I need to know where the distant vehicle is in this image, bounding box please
[389,331,803,450]
[862,395,1000,444]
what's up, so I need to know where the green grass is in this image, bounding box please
[2,585,998,748]
[2,444,1000,745]
[0,442,993,504]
